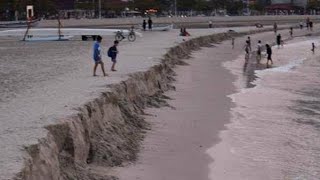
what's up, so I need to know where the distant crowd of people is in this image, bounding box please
[241,18,316,69]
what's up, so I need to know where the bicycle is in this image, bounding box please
[115,28,136,42]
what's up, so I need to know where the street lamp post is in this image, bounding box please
[98,0,101,19]
[174,0,177,16]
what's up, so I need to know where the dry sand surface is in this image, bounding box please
[0,24,316,179]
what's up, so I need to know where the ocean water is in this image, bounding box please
[208,38,320,180]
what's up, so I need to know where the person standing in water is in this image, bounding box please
[266,44,273,68]
[93,36,107,77]
[312,43,316,54]
[289,27,293,38]
[148,17,153,30]
[276,34,282,48]
[310,21,313,31]
[244,40,250,61]
[273,22,277,34]
[247,36,251,51]
[299,21,304,29]
[256,40,262,63]
[231,37,235,49]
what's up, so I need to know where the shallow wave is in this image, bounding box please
[208,37,320,180]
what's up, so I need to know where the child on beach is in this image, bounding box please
[312,43,316,54]
[266,44,273,68]
[231,37,235,49]
[108,40,119,71]
[93,36,107,77]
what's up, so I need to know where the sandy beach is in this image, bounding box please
[1,22,319,179]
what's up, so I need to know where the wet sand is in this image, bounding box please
[115,28,320,179]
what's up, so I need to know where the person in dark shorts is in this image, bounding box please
[266,44,273,68]
[276,34,282,48]
[93,36,107,76]
[273,22,277,34]
[108,40,119,71]
[312,42,316,54]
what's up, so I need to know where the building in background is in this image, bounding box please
[265,0,307,14]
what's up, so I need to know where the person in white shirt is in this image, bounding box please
[256,40,262,63]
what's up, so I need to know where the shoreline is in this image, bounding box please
[207,27,320,179]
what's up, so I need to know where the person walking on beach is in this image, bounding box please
[244,40,250,61]
[148,17,153,30]
[231,37,235,49]
[273,22,277,34]
[142,20,147,31]
[276,34,282,48]
[93,36,107,77]
[310,21,313,31]
[247,36,251,51]
[289,27,293,38]
[256,40,262,63]
[266,44,273,68]
[312,43,316,54]
[108,40,119,71]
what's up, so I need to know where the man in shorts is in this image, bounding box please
[108,40,119,71]
[93,36,107,76]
